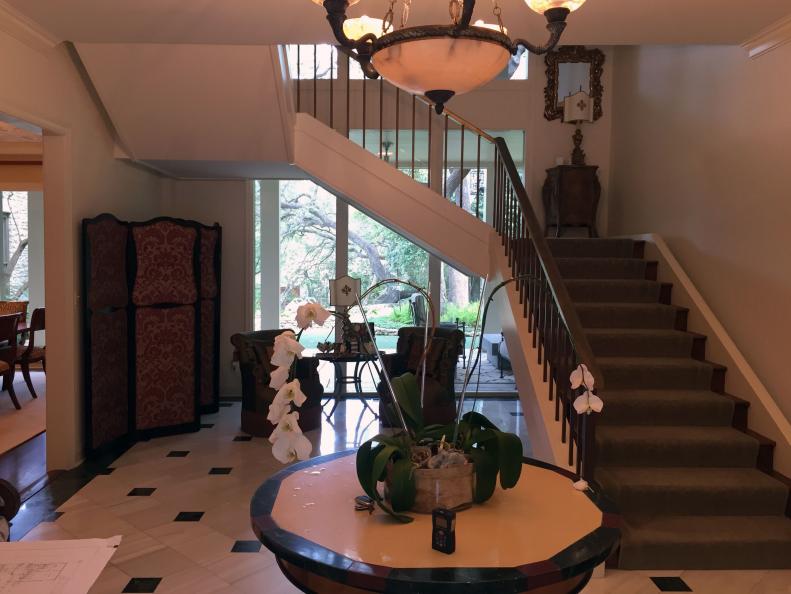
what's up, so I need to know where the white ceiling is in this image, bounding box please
[7,0,790,46]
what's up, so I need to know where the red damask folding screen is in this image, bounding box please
[83,215,221,456]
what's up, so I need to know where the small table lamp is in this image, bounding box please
[329,275,362,308]
[563,90,594,166]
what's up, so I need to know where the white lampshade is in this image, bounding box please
[525,0,586,14]
[473,20,508,36]
[563,90,593,123]
[343,16,392,40]
[372,37,510,96]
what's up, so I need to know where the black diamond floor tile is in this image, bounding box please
[233,435,252,442]
[167,451,190,458]
[651,577,693,592]
[200,423,214,429]
[122,577,162,593]
[128,488,156,497]
[174,511,204,522]
[231,540,262,553]
[209,467,233,475]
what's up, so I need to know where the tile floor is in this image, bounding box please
[15,400,791,594]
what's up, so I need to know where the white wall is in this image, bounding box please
[0,28,164,470]
[161,179,252,398]
[609,44,791,421]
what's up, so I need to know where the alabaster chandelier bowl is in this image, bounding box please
[317,0,587,111]
[372,27,512,99]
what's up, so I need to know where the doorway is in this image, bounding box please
[0,113,47,502]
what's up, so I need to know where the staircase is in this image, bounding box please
[549,237,791,569]
[287,44,791,570]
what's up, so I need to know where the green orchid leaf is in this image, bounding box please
[374,498,414,523]
[494,430,523,489]
[468,447,498,503]
[371,445,399,485]
[388,458,417,512]
[356,441,382,500]
[461,410,498,431]
[390,373,423,431]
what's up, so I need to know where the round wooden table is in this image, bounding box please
[251,450,619,594]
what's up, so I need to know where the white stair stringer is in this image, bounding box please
[489,233,576,472]
[293,112,492,278]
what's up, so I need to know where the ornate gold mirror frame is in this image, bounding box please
[544,45,605,122]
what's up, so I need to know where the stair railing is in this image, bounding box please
[493,139,604,479]
[286,43,602,480]
[289,43,493,220]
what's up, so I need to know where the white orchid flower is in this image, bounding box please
[271,331,305,368]
[269,411,302,444]
[296,302,331,330]
[275,379,307,408]
[570,363,595,390]
[573,390,604,415]
[573,479,590,492]
[269,365,289,390]
[272,432,313,463]
[267,397,289,424]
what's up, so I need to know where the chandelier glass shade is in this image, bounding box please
[525,0,586,13]
[317,0,586,112]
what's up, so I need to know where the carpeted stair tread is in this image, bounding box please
[565,279,664,303]
[556,257,650,280]
[597,357,718,390]
[618,515,791,569]
[596,467,789,517]
[547,238,638,259]
[576,302,686,330]
[587,329,695,358]
[596,426,759,468]
[598,389,734,426]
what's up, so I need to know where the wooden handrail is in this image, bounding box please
[494,137,604,389]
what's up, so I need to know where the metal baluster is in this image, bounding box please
[330,47,334,129]
[411,95,416,179]
[426,102,431,185]
[459,125,465,209]
[475,134,481,219]
[362,71,367,149]
[379,77,384,160]
[395,88,400,170]
[296,45,301,112]
[443,115,449,198]
[346,53,350,138]
[313,44,317,118]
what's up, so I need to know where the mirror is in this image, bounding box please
[544,46,605,121]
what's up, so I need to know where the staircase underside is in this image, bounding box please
[547,238,791,570]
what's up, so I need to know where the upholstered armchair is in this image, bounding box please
[231,330,323,437]
[378,326,464,427]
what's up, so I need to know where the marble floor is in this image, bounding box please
[13,400,791,594]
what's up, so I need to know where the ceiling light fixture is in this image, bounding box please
[317,0,586,112]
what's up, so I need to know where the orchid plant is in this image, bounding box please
[267,302,331,463]
[569,363,603,491]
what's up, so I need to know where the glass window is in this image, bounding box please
[279,180,338,344]
[348,206,428,351]
[0,191,29,300]
[285,44,338,80]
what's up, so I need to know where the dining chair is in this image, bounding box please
[0,313,21,409]
[15,308,44,398]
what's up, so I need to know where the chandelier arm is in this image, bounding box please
[459,0,476,28]
[511,19,567,55]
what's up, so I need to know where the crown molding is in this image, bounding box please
[0,0,58,52]
[742,13,791,59]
